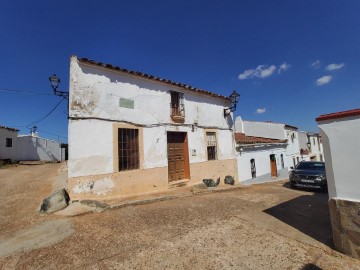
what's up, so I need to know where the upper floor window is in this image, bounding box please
[6,138,12,147]
[170,91,185,118]
[206,132,217,160]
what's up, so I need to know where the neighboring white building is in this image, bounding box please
[68,56,238,199]
[16,135,65,162]
[235,118,301,175]
[316,108,360,258]
[307,132,324,161]
[298,131,324,162]
[235,132,288,184]
[284,124,301,168]
[0,125,19,162]
[298,130,311,161]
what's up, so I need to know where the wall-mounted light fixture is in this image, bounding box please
[306,142,311,150]
[49,74,69,99]
[224,90,240,117]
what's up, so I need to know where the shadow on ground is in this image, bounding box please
[264,183,332,247]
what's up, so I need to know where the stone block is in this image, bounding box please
[40,188,70,213]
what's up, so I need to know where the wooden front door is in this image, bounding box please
[167,132,190,182]
[270,154,278,178]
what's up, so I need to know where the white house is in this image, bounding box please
[298,131,311,161]
[284,124,301,168]
[68,56,238,199]
[235,117,288,184]
[16,135,65,162]
[0,125,18,162]
[316,108,360,258]
[307,132,324,161]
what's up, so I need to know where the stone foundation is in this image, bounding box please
[329,198,360,258]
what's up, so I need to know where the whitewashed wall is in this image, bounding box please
[235,118,285,140]
[284,127,301,168]
[0,128,18,161]
[237,145,287,182]
[318,115,360,201]
[70,57,232,129]
[16,136,62,161]
[69,56,236,178]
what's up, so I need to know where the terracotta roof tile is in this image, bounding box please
[78,57,231,101]
[316,108,360,122]
[235,133,287,145]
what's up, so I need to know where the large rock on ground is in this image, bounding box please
[40,188,70,213]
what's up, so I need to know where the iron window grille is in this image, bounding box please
[118,128,139,171]
[206,132,217,160]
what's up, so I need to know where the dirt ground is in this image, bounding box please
[1,164,360,269]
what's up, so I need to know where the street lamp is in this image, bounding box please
[49,74,60,92]
[49,74,69,99]
[224,90,240,117]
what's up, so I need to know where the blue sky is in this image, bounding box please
[1,0,359,143]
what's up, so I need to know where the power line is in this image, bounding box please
[26,98,65,128]
[37,129,67,139]
[0,87,52,96]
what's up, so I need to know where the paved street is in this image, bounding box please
[0,163,360,269]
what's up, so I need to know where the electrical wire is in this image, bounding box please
[0,87,52,96]
[37,129,67,139]
[26,98,65,128]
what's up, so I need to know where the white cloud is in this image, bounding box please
[310,60,321,69]
[316,75,332,86]
[326,63,345,71]
[238,69,256,80]
[256,108,266,114]
[259,65,276,78]
[238,65,277,80]
[278,62,291,73]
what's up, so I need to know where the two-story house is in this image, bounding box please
[68,56,238,199]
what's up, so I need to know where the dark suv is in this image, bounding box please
[289,161,327,190]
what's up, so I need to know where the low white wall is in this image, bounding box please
[237,145,287,182]
[17,136,62,161]
[318,115,360,201]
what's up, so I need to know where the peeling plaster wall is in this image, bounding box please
[69,57,232,128]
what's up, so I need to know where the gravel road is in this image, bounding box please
[0,164,359,269]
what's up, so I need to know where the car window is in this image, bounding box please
[296,162,325,170]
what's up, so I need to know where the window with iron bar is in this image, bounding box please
[206,132,217,160]
[118,128,139,171]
